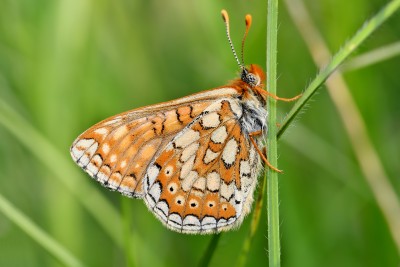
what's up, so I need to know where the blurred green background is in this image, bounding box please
[0,0,399,266]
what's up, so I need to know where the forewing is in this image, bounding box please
[143,99,262,233]
[70,100,218,198]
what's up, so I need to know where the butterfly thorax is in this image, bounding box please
[232,64,268,136]
[238,92,267,136]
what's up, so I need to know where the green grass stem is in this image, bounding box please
[278,0,400,139]
[284,0,400,254]
[266,0,281,266]
[197,234,221,267]
[0,193,86,267]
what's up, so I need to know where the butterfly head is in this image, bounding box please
[241,64,265,88]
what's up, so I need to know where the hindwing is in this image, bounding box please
[142,99,262,233]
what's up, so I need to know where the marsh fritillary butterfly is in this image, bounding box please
[70,10,300,234]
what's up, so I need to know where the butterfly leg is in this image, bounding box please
[255,86,302,102]
[265,91,302,102]
[248,131,283,173]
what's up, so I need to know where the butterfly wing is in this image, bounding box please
[70,87,240,198]
[143,99,262,233]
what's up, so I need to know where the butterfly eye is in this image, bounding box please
[241,69,260,87]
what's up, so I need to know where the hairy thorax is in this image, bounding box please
[238,94,268,136]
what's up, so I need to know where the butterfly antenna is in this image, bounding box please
[221,10,244,70]
[241,14,252,66]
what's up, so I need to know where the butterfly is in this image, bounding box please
[70,10,300,234]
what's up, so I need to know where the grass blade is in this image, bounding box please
[197,234,221,267]
[278,0,400,139]
[0,193,86,267]
[266,0,281,266]
[284,0,400,255]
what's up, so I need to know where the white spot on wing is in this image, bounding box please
[174,129,200,148]
[74,139,95,152]
[70,140,88,159]
[180,142,199,162]
[86,162,98,176]
[220,182,234,201]
[201,112,220,128]
[145,194,155,208]
[222,138,238,166]
[242,148,258,194]
[168,213,183,227]
[183,215,201,231]
[234,188,244,216]
[109,154,117,163]
[78,154,89,167]
[120,160,127,168]
[86,142,98,157]
[203,149,218,164]
[145,164,160,191]
[71,146,84,160]
[180,155,195,179]
[201,216,217,230]
[97,171,108,183]
[108,172,122,189]
[217,218,228,227]
[193,177,206,191]
[94,128,108,136]
[86,154,102,176]
[113,125,129,140]
[240,160,251,177]
[229,100,243,118]
[146,182,161,208]
[206,172,220,192]
[181,171,198,192]
[155,201,169,221]
[92,154,103,166]
[102,143,110,154]
[211,126,228,144]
